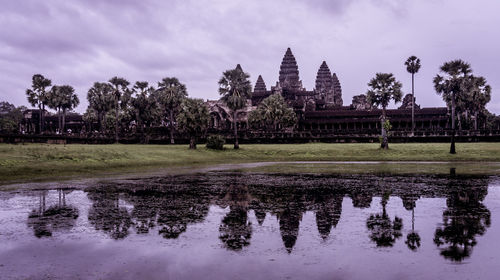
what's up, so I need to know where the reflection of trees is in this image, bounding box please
[366,193,403,247]
[434,180,491,262]
[219,185,252,251]
[314,193,343,240]
[157,193,209,239]
[87,191,132,239]
[27,189,79,238]
[402,193,421,251]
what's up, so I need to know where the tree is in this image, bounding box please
[131,81,157,143]
[26,74,52,134]
[0,102,25,133]
[434,60,472,154]
[405,56,421,135]
[218,64,252,149]
[108,77,130,143]
[366,73,403,149]
[87,82,114,134]
[177,98,210,149]
[155,77,187,144]
[59,85,79,133]
[46,86,64,133]
[248,93,297,131]
[463,76,491,130]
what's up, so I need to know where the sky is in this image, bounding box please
[1,0,499,114]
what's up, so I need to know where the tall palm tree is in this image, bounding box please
[26,74,52,134]
[59,85,79,133]
[366,73,403,149]
[434,60,472,154]
[87,82,114,134]
[47,85,63,133]
[108,77,130,143]
[155,77,187,144]
[131,81,157,142]
[405,56,421,135]
[218,64,252,149]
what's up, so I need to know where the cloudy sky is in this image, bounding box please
[1,0,499,113]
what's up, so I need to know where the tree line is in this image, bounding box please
[366,57,492,153]
[18,64,295,149]
[2,57,496,153]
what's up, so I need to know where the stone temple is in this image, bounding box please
[207,47,450,136]
[251,48,343,109]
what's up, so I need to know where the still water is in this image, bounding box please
[1,171,499,279]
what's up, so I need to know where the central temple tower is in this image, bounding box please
[278,48,303,91]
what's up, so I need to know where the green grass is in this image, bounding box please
[0,142,499,184]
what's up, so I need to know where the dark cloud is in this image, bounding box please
[0,0,498,113]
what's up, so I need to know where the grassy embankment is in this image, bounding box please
[1,142,499,184]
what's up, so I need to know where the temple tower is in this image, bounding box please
[278,48,302,91]
[314,61,334,103]
[254,75,267,94]
[332,73,343,106]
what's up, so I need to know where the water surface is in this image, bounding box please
[1,171,499,279]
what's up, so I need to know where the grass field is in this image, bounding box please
[1,142,499,184]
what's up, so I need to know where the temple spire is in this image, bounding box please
[332,73,343,106]
[279,48,300,90]
[235,64,243,71]
[315,61,333,91]
[254,75,267,93]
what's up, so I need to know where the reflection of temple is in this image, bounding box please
[207,48,451,135]
[81,173,492,261]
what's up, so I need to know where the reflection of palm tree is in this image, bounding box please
[366,193,403,247]
[27,189,79,238]
[219,185,252,251]
[402,194,421,251]
[434,185,491,262]
[87,191,132,240]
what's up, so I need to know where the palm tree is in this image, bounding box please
[155,77,187,144]
[108,77,130,143]
[405,56,421,136]
[434,60,472,154]
[366,73,403,149]
[47,86,63,133]
[59,85,79,134]
[87,82,114,134]
[218,64,252,149]
[131,81,157,142]
[26,74,52,134]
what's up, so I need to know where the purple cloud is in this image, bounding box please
[0,0,498,114]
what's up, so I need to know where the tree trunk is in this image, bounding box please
[189,136,196,149]
[474,111,478,131]
[57,107,60,134]
[38,104,42,134]
[169,110,175,144]
[62,108,66,134]
[411,73,415,136]
[115,97,119,143]
[233,111,239,149]
[41,104,45,134]
[98,112,103,134]
[450,92,456,154]
[381,107,388,149]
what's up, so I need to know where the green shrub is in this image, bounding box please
[206,135,225,150]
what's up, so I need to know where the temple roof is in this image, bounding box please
[315,61,333,90]
[279,48,300,90]
[254,75,267,93]
[235,64,243,71]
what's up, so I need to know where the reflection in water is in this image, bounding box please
[28,172,492,262]
[219,184,253,251]
[433,178,491,262]
[27,189,79,238]
[366,192,403,247]
[87,191,132,239]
